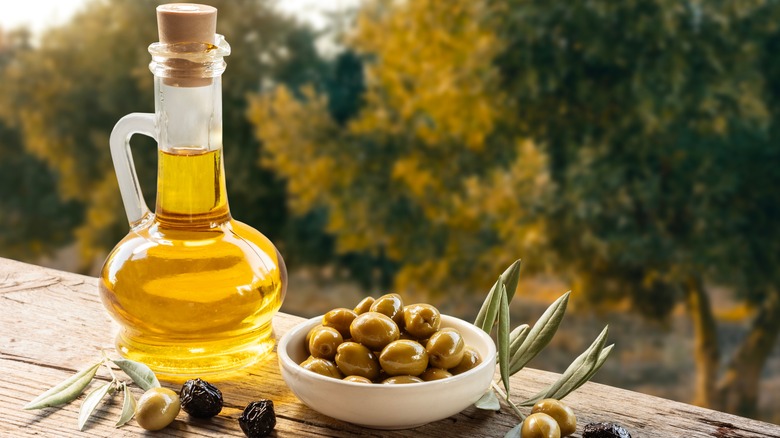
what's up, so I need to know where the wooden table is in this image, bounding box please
[1,257,779,437]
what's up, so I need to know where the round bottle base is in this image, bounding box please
[116,323,276,378]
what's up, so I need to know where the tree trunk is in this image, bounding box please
[716,288,780,418]
[684,274,721,408]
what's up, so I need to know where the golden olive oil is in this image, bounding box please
[99,148,286,376]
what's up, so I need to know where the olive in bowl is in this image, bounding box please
[277,314,496,429]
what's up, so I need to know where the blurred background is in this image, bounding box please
[1,0,778,424]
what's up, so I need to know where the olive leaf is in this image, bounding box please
[500,259,522,304]
[509,292,570,375]
[519,326,610,406]
[24,361,103,410]
[572,343,614,393]
[504,423,522,438]
[115,382,136,427]
[474,260,521,333]
[78,381,114,430]
[474,276,503,334]
[474,389,501,411]
[112,358,160,391]
[508,324,530,358]
[542,326,609,401]
[497,281,511,397]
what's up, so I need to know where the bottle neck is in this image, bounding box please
[153,77,230,227]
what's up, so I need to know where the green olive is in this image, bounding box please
[353,296,375,315]
[349,311,400,351]
[419,367,452,381]
[300,356,343,379]
[343,375,373,383]
[449,347,482,375]
[426,328,465,369]
[135,387,181,431]
[522,412,561,438]
[305,324,323,354]
[381,375,424,384]
[335,341,380,380]
[308,326,343,360]
[322,308,358,338]
[379,340,428,376]
[402,303,441,339]
[370,293,405,326]
[531,399,576,437]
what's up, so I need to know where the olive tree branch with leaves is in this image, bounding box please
[23,354,160,430]
[472,260,613,436]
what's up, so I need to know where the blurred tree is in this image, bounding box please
[0,0,330,271]
[495,0,780,417]
[250,0,780,417]
[0,28,83,260]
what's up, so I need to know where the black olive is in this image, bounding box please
[239,400,276,438]
[179,378,223,418]
[583,422,632,438]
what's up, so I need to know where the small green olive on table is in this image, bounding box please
[522,412,561,438]
[426,327,465,369]
[532,398,577,436]
[135,387,181,431]
[379,340,429,376]
[349,311,400,351]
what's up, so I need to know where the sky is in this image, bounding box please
[0,0,88,34]
[0,0,360,35]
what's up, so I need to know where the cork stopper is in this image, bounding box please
[157,3,217,45]
[155,4,218,87]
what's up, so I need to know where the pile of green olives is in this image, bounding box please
[300,293,482,384]
[521,398,577,438]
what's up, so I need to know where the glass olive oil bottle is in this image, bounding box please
[99,4,286,376]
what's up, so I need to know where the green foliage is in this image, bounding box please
[493,0,780,309]
[0,29,83,261]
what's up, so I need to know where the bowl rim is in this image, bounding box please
[277,313,497,389]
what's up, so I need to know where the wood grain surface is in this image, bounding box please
[1,257,779,437]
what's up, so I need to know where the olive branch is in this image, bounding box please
[473,260,613,436]
[23,353,160,430]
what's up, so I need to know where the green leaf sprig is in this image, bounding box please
[473,260,614,434]
[24,353,160,431]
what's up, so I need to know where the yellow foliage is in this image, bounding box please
[350,0,505,151]
[250,86,340,214]
[249,0,553,293]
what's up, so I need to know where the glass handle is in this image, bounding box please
[109,113,157,227]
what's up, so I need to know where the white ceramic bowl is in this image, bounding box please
[278,314,497,430]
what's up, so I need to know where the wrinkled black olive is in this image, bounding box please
[180,378,223,418]
[583,422,632,438]
[239,400,276,438]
